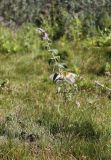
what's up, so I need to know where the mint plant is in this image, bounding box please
[38,28,78,102]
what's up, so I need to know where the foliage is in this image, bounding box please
[0,0,111,39]
[0,24,40,54]
[82,29,111,48]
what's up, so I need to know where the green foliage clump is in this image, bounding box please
[0,26,20,53]
[82,28,111,48]
[0,24,40,54]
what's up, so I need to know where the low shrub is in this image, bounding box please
[0,24,40,54]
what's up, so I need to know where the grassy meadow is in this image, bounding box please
[0,24,111,160]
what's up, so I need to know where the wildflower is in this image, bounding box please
[38,28,50,41]
[43,32,50,41]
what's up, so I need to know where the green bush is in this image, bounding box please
[0,24,40,54]
[82,29,111,48]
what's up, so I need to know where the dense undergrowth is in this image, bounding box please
[0,24,111,160]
